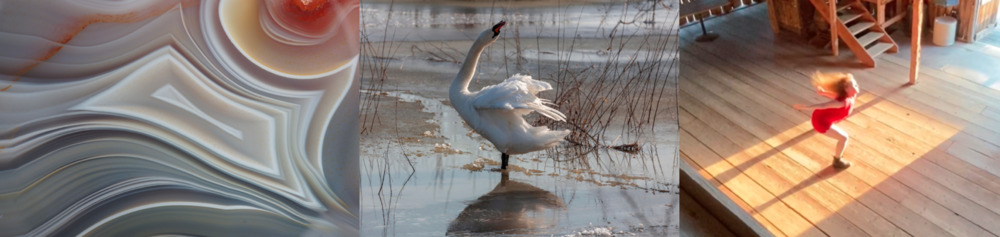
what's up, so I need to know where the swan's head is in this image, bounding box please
[478,20,505,45]
[491,20,505,38]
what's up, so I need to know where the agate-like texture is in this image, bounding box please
[0,0,359,235]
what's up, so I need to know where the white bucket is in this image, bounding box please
[933,16,957,46]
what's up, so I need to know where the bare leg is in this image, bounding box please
[823,125,849,157]
[501,153,509,170]
[822,125,851,168]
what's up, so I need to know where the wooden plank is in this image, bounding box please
[855,55,1000,149]
[848,21,875,35]
[879,54,1000,111]
[984,107,1000,121]
[680,159,773,237]
[679,183,739,237]
[868,42,893,58]
[857,32,884,46]
[858,59,1000,147]
[837,114,1000,229]
[682,153,788,236]
[838,12,864,23]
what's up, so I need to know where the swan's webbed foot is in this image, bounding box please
[501,153,509,170]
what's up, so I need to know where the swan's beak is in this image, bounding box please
[492,21,505,38]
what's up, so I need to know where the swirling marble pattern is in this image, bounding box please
[0,0,359,235]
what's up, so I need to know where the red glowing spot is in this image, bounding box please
[284,0,331,23]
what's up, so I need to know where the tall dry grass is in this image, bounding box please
[358,2,418,234]
[359,1,402,135]
[533,0,678,153]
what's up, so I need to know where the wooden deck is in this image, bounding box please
[679,4,1000,237]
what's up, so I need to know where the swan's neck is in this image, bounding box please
[451,40,489,96]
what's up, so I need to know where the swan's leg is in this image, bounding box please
[501,153,509,170]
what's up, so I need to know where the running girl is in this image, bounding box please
[793,72,859,169]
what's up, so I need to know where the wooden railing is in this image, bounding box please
[680,0,765,26]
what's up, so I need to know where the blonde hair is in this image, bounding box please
[811,71,856,100]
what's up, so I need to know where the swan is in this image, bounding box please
[449,21,571,170]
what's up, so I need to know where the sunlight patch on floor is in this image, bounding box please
[712,95,961,236]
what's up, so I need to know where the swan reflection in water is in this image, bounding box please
[446,171,566,235]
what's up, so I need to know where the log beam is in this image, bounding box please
[909,0,922,85]
[830,0,838,56]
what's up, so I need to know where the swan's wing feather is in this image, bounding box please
[526,102,567,121]
[471,74,566,121]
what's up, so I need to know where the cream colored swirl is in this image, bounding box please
[0,0,359,235]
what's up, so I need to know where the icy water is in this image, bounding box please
[361,91,678,236]
[360,1,678,236]
[361,1,672,42]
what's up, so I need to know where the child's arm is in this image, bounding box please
[793,100,847,110]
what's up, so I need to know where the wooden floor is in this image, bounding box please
[679,4,1000,237]
[680,189,737,237]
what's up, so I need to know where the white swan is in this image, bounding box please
[449,21,571,170]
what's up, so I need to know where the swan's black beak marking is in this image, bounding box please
[492,21,505,38]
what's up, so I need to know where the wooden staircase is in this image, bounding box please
[809,0,898,67]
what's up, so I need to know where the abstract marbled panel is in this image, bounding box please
[0,0,359,235]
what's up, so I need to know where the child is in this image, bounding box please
[793,72,859,169]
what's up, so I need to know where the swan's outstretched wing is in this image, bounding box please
[471,74,566,121]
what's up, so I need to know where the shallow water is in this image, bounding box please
[360,91,678,236]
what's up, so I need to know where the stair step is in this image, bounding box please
[867,42,894,58]
[838,12,863,24]
[837,4,851,12]
[857,31,884,47]
[848,22,875,35]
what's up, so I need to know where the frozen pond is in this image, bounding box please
[361,90,678,236]
[361,1,673,41]
[359,1,678,235]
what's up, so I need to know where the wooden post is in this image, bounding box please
[878,4,886,26]
[909,0,922,85]
[830,0,839,56]
[767,1,780,35]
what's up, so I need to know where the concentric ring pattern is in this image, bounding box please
[0,0,360,235]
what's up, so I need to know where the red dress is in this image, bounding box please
[811,97,854,133]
